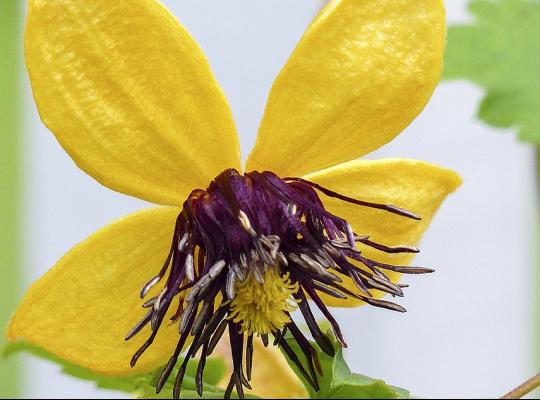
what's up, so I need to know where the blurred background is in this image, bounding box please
[1,0,538,398]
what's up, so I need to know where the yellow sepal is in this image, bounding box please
[6,206,182,375]
[247,0,446,177]
[304,158,461,307]
[26,0,241,206]
[213,336,307,399]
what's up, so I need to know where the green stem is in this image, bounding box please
[0,1,22,397]
[500,373,540,399]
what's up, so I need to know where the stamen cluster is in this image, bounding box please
[126,169,433,399]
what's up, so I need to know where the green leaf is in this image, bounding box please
[3,342,140,393]
[443,0,540,144]
[280,332,409,399]
[3,341,240,399]
[134,357,231,399]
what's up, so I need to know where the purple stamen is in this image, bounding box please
[126,168,431,399]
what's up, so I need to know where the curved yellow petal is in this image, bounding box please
[214,336,307,399]
[26,0,240,205]
[6,206,182,375]
[246,0,446,177]
[248,339,307,398]
[304,159,461,307]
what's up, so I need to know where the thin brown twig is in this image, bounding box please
[500,372,540,399]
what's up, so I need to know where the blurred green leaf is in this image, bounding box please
[3,341,239,399]
[134,357,231,399]
[443,0,540,144]
[3,342,139,393]
[280,332,409,399]
[0,0,23,397]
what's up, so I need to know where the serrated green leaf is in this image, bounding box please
[443,0,540,143]
[3,341,241,399]
[280,332,409,399]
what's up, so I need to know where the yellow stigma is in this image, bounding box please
[228,267,299,335]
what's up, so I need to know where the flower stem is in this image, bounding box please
[500,373,540,399]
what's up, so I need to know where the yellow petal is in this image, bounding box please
[213,336,307,399]
[248,338,307,399]
[6,206,182,375]
[26,0,240,205]
[304,159,461,307]
[246,0,445,177]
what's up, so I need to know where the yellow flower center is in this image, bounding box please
[227,267,299,335]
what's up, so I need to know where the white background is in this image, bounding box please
[19,0,536,398]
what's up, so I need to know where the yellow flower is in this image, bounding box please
[7,0,460,398]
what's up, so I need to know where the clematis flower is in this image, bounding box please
[7,0,461,398]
